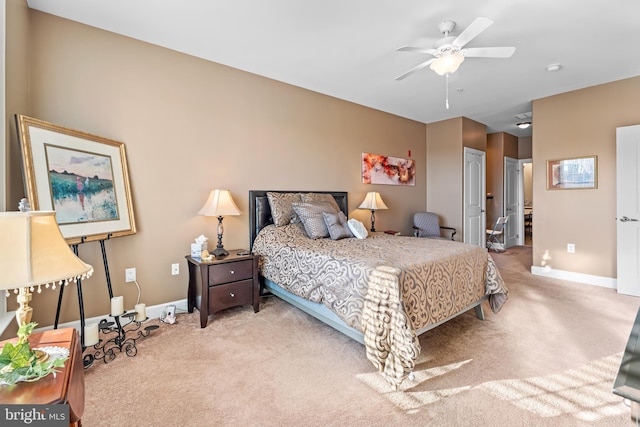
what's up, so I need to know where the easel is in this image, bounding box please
[53,235,112,347]
[53,234,157,368]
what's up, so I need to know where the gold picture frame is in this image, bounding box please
[16,114,136,244]
[546,155,598,190]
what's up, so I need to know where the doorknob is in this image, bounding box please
[619,216,639,222]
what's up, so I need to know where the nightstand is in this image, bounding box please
[186,250,260,328]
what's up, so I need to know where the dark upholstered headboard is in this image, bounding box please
[249,190,348,250]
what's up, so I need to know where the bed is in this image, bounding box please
[249,190,508,388]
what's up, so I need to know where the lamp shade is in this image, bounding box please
[0,211,93,292]
[198,189,241,217]
[429,51,465,76]
[359,192,388,211]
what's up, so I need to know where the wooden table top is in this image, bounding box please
[0,328,84,424]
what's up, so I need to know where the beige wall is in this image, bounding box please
[426,117,486,239]
[519,136,532,159]
[532,76,640,278]
[426,118,462,233]
[5,0,29,209]
[3,10,427,331]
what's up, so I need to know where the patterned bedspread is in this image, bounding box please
[252,222,508,387]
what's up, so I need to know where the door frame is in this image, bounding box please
[504,157,519,248]
[516,158,532,245]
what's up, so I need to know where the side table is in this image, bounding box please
[186,250,260,328]
[0,328,84,427]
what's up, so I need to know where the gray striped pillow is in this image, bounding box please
[292,201,339,239]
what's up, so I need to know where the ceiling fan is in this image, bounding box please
[395,17,516,81]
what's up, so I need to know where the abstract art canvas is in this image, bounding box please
[362,153,415,186]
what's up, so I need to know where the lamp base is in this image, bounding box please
[212,247,229,257]
[16,287,34,328]
[212,222,229,257]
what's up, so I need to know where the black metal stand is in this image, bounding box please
[54,239,87,344]
[86,313,158,365]
[53,235,157,368]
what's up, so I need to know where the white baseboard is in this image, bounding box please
[531,266,617,289]
[35,298,189,334]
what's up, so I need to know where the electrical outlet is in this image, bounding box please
[171,263,179,275]
[567,243,575,254]
[125,267,136,282]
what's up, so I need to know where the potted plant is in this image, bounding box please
[0,323,68,386]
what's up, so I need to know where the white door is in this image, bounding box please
[504,157,519,248]
[463,147,486,246]
[617,125,640,296]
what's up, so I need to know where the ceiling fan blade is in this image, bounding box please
[463,46,516,58]
[452,17,493,48]
[395,58,435,80]
[397,46,437,55]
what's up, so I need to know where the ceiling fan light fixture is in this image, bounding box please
[517,121,532,129]
[429,51,465,76]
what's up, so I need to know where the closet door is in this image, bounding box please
[463,147,486,246]
[617,124,640,296]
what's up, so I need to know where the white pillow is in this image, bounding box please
[347,218,368,239]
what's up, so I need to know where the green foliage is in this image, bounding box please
[0,323,68,386]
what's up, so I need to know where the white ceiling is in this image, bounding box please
[26,0,640,138]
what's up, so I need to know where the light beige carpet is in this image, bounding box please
[82,247,640,426]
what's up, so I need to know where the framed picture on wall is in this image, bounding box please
[361,152,415,186]
[546,155,598,190]
[15,114,136,244]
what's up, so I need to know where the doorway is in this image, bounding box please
[520,159,533,246]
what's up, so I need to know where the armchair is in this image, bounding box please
[412,212,456,240]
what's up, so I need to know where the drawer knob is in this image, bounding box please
[230,293,235,298]
[230,270,235,274]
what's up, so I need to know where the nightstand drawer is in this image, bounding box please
[209,279,254,313]
[187,251,260,328]
[207,259,253,285]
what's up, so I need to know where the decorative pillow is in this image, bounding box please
[347,218,368,239]
[292,201,339,239]
[322,211,353,240]
[301,193,341,213]
[267,192,302,227]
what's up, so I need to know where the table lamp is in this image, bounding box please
[359,192,388,232]
[0,211,94,328]
[198,189,241,257]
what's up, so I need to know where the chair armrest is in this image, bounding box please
[440,226,457,240]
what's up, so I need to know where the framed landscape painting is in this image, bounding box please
[546,155,598,190]
[16,114,136,244]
